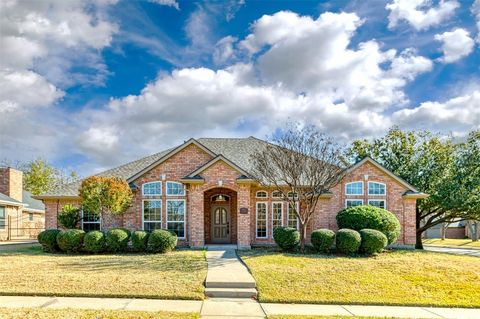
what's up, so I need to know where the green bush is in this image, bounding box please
[131,230,149,252]
[83,231,106,253]
[311,229,335,253]
[37,229,60,252]
[56,229,85,253]
[360,229,388,254]
[106,228,130,252]
[335,229,361,254]
[58,205,81,229]
[147,229,177,253]
[273,227,300,251]
[336,205,401,244]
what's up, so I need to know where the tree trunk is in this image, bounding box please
[415,206,424,249]
[468,221,479,241]
[300,222,307,253]
[441,222,450,240]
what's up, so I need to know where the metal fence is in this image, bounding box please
[5,215,44,241]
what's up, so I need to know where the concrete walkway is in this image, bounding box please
[1,296,480,319]
[424,245,480,257]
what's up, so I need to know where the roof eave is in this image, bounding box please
[402,192,429,199]
[33,195,81,201]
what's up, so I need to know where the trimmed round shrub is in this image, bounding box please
[311,229,335,253]
[273,227,300,251]
[336,205,401,244]
[131,230,149,252]
[83,231,106,253]
[147,229,177,253]
[335,229,361,254]
[38,229,60,252]
[360,229,388,254]
[56,229,85,253]
[106,228,130,252]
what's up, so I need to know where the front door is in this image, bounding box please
[211,206,230,243]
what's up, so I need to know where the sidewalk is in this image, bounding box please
[424,245,480,257]
[1,295,479,319]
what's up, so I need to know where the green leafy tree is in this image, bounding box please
[79,176,133,227]
[23,159,57,195]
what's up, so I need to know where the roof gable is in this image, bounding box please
[185,155,251,178]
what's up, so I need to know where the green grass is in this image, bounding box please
[239,249,480,307]
[423,238,480,250]
[0,246,207,300]
[0,308,198,319]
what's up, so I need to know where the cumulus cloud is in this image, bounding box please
[148,0,179,10]
[434,28,475,63]
[386,0,459,30]
[473,0,480,42]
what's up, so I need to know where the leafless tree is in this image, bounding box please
[250,124,348,252]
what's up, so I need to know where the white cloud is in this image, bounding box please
[434,28,475,63]
[213,36,237,65]
[386,0,459,30]
[148,0,179,10]
[472,0,480,42]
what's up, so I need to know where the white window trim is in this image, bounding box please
[166,181,185,196]
[287,192,299,199]
[368,181,386,196]
[271,201,284,238]
[142,199,162,231]
[272,191,283,199]
[256,201,268,239]
[287,202,300,230]
[255,190,268,199]
[166,199,186,239]
[345,199,364,208]
[81,209,101,231]
[142,181,162,196]
[368,199,387,209]
[345,181,364,195]
[0,205,6,229]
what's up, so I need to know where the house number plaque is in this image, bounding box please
[239,207,248,214]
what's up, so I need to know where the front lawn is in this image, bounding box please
[0,308,198,319]
[269,317,398,319]
[0,246,207,300]
[239,249,480,307]
[423,238,480,250]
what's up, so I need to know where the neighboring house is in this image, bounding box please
[425,219,478,239]
[0,167,45,241]
[35,137,427,248]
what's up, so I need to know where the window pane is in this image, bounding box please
[368,182,386,195]
[256,191,267,198]
[272,203,283,230]
[256,203,267,238]
[346,200,363,208]
[288,204,298,229]
[167,182,185,196]
[0,206,5,228]
[144,222,162,232]
[272,191,282,198]
[82,222,101,232]
[168,222,184,238]
[369,200,386,209]
[143,200,161,222]
[143,182,161,195]
[167,200,185,238]
[346,182,363,195]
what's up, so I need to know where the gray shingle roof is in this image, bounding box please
[22,190,45,211]
[0,193,23,206]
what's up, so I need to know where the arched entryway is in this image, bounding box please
[204,187,238,244]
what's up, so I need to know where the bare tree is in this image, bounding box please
[250,124,348,253]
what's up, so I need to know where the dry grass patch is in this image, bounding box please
[269,317,397,319]
[0,308,198,319]
[0,246,206,300]
[423,238,480,250]
[239,249,480,307]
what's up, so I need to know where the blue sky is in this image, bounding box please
[1,0,479,175]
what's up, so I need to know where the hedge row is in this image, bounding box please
[38,228,177,254]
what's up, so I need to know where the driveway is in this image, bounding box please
[424,246,480,257]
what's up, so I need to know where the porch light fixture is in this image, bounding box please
[218,180,223,186]
[215,195,226,202]
[364,174,369,180]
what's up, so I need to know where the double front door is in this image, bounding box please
[211,205,230,243]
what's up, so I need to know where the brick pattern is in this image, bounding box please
[0,167,23,202]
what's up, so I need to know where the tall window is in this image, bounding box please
[368,199,386,209]
[256,202,268,238]
[167,199,185,238]
[256,191,268,198]
[143,200,162,231]
[368,182,386,195]
[272,202,283,234]
[166,182,185,196]
[0,206,5,229]
[142,181,162,196]
[345,182,363,195]
[346,199,363,208]
[288,203,299,229]
[81,210,101,231]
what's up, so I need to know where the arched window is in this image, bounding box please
[166,181,185,196]
[368,182,386,195]
[256,190,268,198]
[345,181,363,195]
[142,181,162,196]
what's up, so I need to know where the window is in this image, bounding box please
[29,213,33,221]
[368,182,386,195]
[345,182,363,195]
[272,191,283,199]
[0,206,5,229]
[142,181,162,196]
[167,200,185,238]
[143,200,162,231]
[288,203,299,229]
[272,202,283,234]
[287,192,298,199]
[368,199,386,209]
[256,191,268,198]
[346,199,363,208]
[81,210,101,231]
[256,202,268,238]
[166,182,185,196]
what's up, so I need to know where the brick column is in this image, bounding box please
[402,198,417,246]
[189,185,205,247]
[237,184,251,249]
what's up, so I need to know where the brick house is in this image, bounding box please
[0,167,45,241]
[36,137,427,248]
